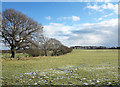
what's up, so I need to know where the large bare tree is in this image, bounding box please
[1,9,43,58]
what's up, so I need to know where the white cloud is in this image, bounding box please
[98,18,103,20]
[44,22,73,37]
[86,3,118,14]
[69,19,118,46]
[57,16,80,21]
[97,13,113,21]
[87,3,100,10]
[44,18,118,47]
[45,16,51,20]
[106,3,118,14]
[72,16,80,21]
[103,13,113,17]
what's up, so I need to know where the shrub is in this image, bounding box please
[51,46,73,56]
[39,50,45,56]
[26,48,40,57]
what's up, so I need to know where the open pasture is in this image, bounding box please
[2,49,119,86]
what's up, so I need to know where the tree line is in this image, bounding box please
[0,9,72,58]
[71,46,120,49]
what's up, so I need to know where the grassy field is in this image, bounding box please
[1,49,119,86]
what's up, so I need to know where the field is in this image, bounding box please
[1,49,119,86]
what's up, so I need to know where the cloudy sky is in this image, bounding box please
[1,1,119,49]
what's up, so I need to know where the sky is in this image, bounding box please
[1,0,119,2]
[0,1,119,50]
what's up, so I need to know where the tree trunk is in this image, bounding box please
[11,47,16,58]
[44,50,47,56]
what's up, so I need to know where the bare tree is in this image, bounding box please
[0,12,1,25]
[38,35,49,56]
[35,34,55,56]
[48,38,63,56]
[1,9,43,58]
[38,37,63,56]
[0,12,2,41]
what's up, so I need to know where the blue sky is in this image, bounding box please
[1,2,119,49]
[2,2,117,25]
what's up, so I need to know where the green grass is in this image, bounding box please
[2,49,119,85]
[1,53,29,59]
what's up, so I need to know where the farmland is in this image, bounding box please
[1,49,119,86]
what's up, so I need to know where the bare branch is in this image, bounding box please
[2,9,43,58]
